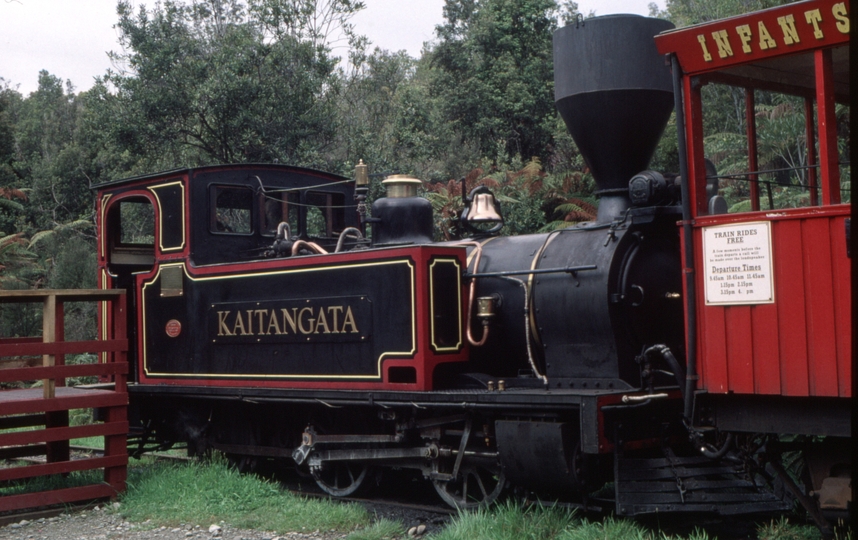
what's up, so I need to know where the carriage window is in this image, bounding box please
[261,191,300,236]
[701,87,826,213]
[305,191,345,238]
[212,186,253,234]
[699,47,850,214]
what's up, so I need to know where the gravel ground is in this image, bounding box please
[0,501,449,540]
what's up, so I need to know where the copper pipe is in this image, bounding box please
[452,241,489,347]
[291,240,328,256]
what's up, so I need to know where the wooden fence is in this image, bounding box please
[0,289,128,512]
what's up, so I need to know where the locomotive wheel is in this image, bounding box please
[312,462,369,497]
[432,460,505,509]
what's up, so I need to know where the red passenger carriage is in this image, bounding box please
[656,2,851,526]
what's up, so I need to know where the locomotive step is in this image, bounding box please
[614,450,792,516]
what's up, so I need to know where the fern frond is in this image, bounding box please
[0,198,25,213]
[28,230,55,249]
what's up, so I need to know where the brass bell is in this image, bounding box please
[468,193,503,222]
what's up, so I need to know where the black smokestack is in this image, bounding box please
[554,15,674,222]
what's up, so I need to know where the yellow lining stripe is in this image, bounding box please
[147,181,186,252]
[99,194,112,260]
[141,259,417,379]
[428,258,463,352]
[100,269,109,364]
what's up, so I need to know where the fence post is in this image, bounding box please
[41,294,56,400]
[103,292,128,492]
[46,295,70,464]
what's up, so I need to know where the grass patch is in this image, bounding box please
[434,501,579,540]
[70,435,105,449]
[430,500,838,540]
[1,455,849,540]
[119,454,370,535]
[757,516,836,540]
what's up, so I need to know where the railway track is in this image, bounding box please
[1,447,818,539]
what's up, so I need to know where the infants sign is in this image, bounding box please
[702,222,774,305]
[655,0,849,74]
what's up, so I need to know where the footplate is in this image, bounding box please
[614,450,792,516]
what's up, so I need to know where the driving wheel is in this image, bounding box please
[312,461,369,497]
[432,460,505,509]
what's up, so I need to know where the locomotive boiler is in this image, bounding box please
[462,15,683,391]
[93,3,851,526]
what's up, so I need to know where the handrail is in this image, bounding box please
[0,289,127,397]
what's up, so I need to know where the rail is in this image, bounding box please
[0,289,128,512]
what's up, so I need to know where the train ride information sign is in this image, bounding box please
[702,221,774,305]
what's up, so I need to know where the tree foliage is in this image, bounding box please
[428,0,559,172]
[333,49,422,173]
[247,0,366,48]
[13,72,96,231]
[102,0,363,170]
[0,81,17,190]
[662,0,787,26]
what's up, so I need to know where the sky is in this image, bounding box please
[0,0,664,96]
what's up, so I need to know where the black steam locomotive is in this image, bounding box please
[94,9,850,521]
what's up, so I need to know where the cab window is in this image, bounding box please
[261,191,300,236]
[212,186,253,234]
[305,191,345,239]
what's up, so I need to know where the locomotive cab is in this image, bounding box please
[96,166,363,381]
[96,164,469,393]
